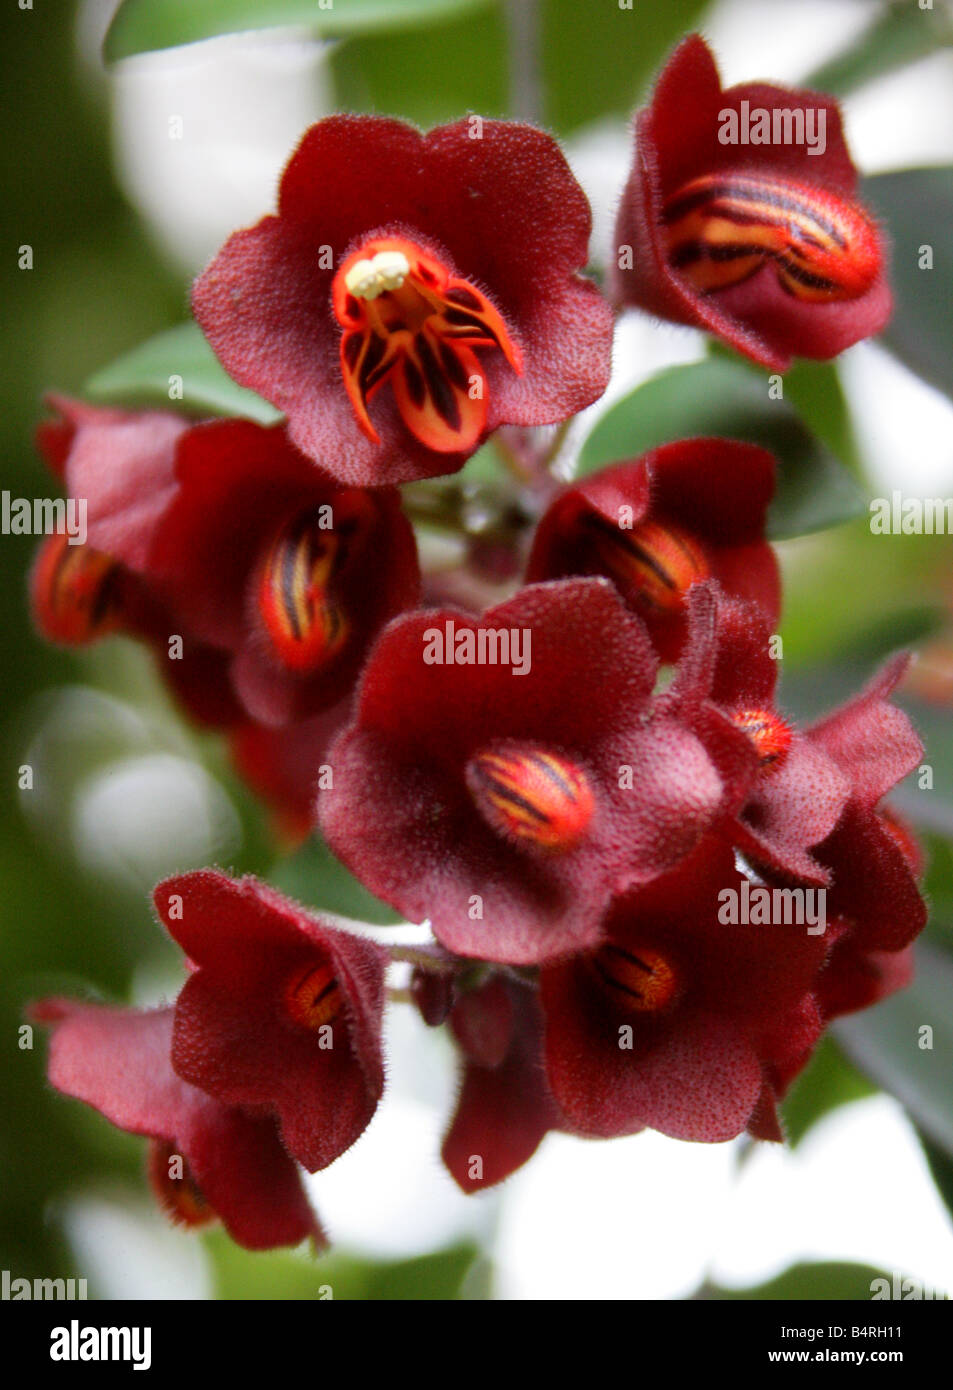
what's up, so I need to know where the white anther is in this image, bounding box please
[343,250,411,300]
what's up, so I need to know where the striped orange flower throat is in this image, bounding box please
[33,533,123,645]
[663,172,880,303]
[466,744,595,852]
[257,493,373,674]
[332,236,523,453]
[590,943,679,1013]
[284,960,343,1031]
[582,514,709,614]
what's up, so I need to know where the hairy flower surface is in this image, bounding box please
[540,842,832,1142]
[32,1000,324,1251]
[527,438,780,661]
[442,975,564,1191]
[193,116,614,484]
[320,579,730,965]
[157,870,388,1173]
[42,400,419,726]
[612,35,891,368]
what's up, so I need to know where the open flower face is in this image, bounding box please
[612,35,891,369]
[192,116,614,485]
[540,842,830,1144]
[320,579,737,966]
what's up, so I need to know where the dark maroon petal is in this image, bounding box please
[612,35,892,369]
[808,654,921,807]
[193,116,612,485]
[450,975,515,1069]
[527,440,780,662]
[443,983,561,1191]
[816,805,927,951]
[31,998,325,1250]
[320,579,707,965]
[182,1104,326,1251]
[157,871,386,1171]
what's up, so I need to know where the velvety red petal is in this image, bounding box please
[193,116,612,484]
[443,983,561,1192]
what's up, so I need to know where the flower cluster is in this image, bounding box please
[30,36,925,1251]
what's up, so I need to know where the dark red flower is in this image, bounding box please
[123,419,420,726]
[442,975,563,1191]
[526,438,780,662]
[192,116,614,485]
[319,578,731,966]
[156,870,387,1173]
[31,1000,324,1251]
[45,399,420,727]
[31,399,242,730]
[540,841,830,1143]
[612,35,891,370]
[668,586,851,884]
[807,655,927,955]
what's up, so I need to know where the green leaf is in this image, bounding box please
[862,168,953,403]
[268,835,403,925]
[781,1037,877,1148]
[105,0,493,63]
[835,942,953,1160]
[576,359,867,539]
[332,4,508,130]
[540,0,707,134]
[805,1,953,97]
[84,322,281,424]
[700,1261,891,1301]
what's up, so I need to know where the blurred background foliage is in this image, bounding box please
[1,0,951,1300]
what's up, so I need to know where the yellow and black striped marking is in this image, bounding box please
[466,744,595,851]
[333,236,523,454]
[583,514,709,614]
[284,960,343,1031]
[731,707,792,772]
[590,942,679,1013]
[663,172,880,303]
[32,532,122,645]
[258,511,351,674]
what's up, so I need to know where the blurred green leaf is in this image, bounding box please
[805,1,953,96]
[576,359,867,538]
[776,524,946,671]
[84,323,282,424]
[332,4,508,128]
[836,942,953,1160]
[700,1261,891,1300]
[780,359,860,475]
[863,168,953,404]
[269,835,403,925]
[105,0,493,62]
[781,1037,877,1147]
[210,1234,479,1299]
[541,0,706,133]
